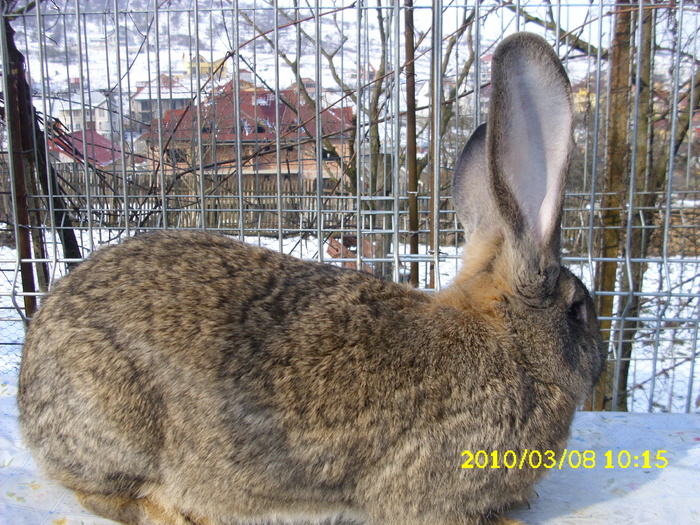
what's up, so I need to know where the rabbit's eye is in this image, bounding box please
[567,301,586,323]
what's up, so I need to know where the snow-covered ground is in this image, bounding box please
[623,260,700,413]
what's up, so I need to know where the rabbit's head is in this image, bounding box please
[451,33,605,402]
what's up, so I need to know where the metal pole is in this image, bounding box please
[430,0,443,290]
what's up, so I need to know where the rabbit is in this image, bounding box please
[18,32,605,525]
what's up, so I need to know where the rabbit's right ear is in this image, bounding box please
[452,33,573,292]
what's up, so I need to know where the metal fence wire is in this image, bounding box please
[0,0,698,413]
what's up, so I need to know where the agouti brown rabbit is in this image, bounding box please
[18,32,605,525]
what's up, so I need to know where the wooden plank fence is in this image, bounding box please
[20,163,356,232]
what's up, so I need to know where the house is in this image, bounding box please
[49,88,127,143]
[93,94,120,136]
[287,78,318,97]
[106,24,138,49]
[186,55,229,80]
[48,129,125,168]
[130,74,194,132]
[145,80,355,183]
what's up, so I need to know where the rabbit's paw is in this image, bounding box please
[76,490,148,524]
[76,489,202,525]
[479,513,524,525]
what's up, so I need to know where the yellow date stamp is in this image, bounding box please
[460,449,669,469]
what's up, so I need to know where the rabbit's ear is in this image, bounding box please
[452,123,489,243]
[487,32,573,258]
[452,33,573,298]
[453,33,572,285]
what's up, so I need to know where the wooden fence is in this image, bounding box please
[2,162,697,257]
[1,163,456,239]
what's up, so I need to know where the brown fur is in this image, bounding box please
[443,230,513,319]
[18,33,605,525]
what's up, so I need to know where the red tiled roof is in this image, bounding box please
[48,130,123,167]
[146,83,354,145]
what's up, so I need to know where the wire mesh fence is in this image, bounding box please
[0,0,698,413]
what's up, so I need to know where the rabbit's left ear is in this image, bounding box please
[487,33,573,260]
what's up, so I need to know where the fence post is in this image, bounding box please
[1,17,38,319]
[404,0,419,287]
